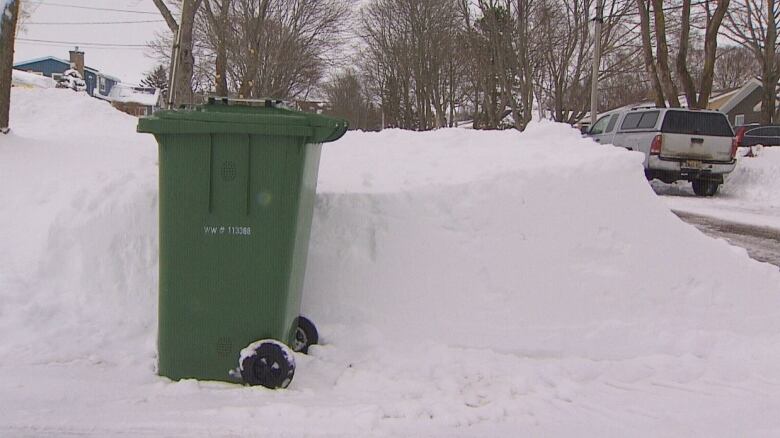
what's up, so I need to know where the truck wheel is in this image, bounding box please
[292,316,319,354]
[692,179,720,197]
[240,340,295,389]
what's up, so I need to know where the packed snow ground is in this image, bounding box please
[2,88,780,437]
[654,146,780,229]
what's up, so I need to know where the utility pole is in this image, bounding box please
[167,0,185,109]
[590,0,604,126]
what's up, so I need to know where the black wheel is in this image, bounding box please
[240,340,295,389]
[292,316,319,354]
[692,179,719,197]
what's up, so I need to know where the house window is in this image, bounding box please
[52,73,62,81]
[734,114,745,127]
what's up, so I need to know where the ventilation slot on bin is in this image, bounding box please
[221,161,237,182]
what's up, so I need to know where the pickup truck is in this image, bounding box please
[585,108,737,196]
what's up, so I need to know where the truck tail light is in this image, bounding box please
[732,127,746,158]
[650,134,663,155]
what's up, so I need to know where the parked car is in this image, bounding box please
[734,124,780,148]
[585,107,737,196]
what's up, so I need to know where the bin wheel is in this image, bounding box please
[293,316,319,354]
[239,340,295,389]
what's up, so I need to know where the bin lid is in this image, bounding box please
[137,98,349,143]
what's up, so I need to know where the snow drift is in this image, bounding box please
[11,69,56,89]
[304,127,780,361]
[2,88,780,436]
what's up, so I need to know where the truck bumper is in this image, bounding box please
[646,156,736,183]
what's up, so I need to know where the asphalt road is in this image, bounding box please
[674,210,780,268]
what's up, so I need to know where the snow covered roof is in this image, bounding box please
[98,72,122,83]
[107,83,161,107]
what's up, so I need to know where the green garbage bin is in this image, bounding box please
[137,98,347,388]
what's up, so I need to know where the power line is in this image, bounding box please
[16,37,149,48]
[29,1,160,15]
[15,41,148,51]
[25,19,165,25]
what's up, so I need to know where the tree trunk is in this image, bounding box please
[676,0,698,108]
[518,0,533,129]
[171,0,203,107]
[652,0,680,107]
[636,0,665,107]
[204,0,230,96]
[761,0,777,123]
[153,0,203,107]
[696,0,730,108]
[1,0,20,133]
[238,0,270,98]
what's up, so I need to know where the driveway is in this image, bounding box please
[674,210,780,268]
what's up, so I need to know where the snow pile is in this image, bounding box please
[107,83,161,106]
[723,147,780,207]
[305,128,780,359]
[0,88,158,363]
[656,147,780,228]
[2,88,780,436]
[11,69,56,88]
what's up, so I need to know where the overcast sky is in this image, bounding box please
[15,0,169,84]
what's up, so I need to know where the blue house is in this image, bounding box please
[13,48,120,98]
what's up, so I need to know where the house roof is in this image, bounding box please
[706,87,741,110]
[98,72,122,83]
[715,78,762,115]
[13,56,100,74]
[593,79,762,121]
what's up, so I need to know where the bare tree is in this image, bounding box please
[635,0,665,106]
[202,0,232,96]
[723,0,780,123]
[534,0,636,123]
[714,45,759,90]
[653,0,681,106]
[361,0,463,130]
[461,1,520,128]
[1,0,20,134]
[203,0,347,99]
[459,0,539,129]
[675,0,730,109]
[150,0,349,100]
[322,69,381,130]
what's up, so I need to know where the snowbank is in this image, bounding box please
[2,88,780,436]
[11,69,56,89]
[306,128,780,359]
[655,147,780,228]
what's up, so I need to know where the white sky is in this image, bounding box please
[15,0,169,84]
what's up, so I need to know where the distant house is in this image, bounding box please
[13,47,120,98]
[99,83,161,117]
[706,78,763,127]
[587,78,765,129]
